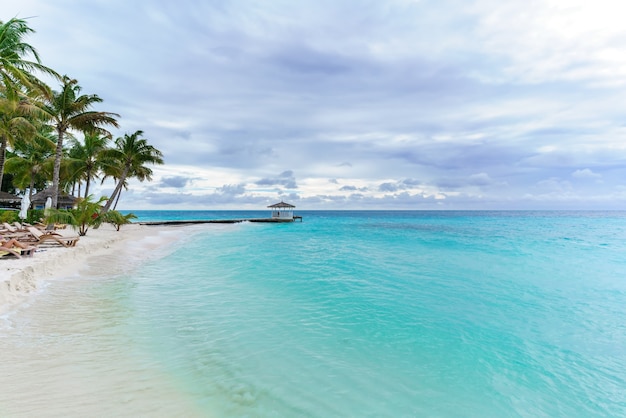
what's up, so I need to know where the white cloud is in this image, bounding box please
[572,168,602,179]
[4,1,626,209]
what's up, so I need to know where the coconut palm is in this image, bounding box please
[0,87,46,188]
[0,17,57,100]
[104,173,130,210]
[100,130,163,213]
[44,76,119,208]
[100,153,132,210]
[67,132,110,199]
[5,124,55,202]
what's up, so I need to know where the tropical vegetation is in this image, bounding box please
[100,130,163,213]
[0,17,164,233]
[45,195,136,236]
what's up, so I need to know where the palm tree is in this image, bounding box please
[5,124,55,202]
[0,17,56,189]
[100,130,163,213]
[45,195,108,236]
[45,76,119,208]
[67,132,110,199]
[102,210,137,231]
[106,173,130,210]
[46,195,137,235]
[0,17,57,100]
[0,87,45,188]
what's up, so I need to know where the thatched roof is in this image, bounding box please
[0,191,20,203]
[268,201,295,209]
[31,188,77,208]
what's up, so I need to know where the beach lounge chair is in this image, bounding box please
[26,227,80,248]
[12,222,29,232]
[2,222,21,233]
[0,222,15,233]
[0,227,30,240]
[33,221,67,231]
[0,247,23,258]
[0,245,35,259]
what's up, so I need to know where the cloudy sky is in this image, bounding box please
[5,0,626,209]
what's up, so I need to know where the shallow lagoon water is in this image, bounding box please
[2,211,626,416]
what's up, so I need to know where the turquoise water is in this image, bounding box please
[5,211,626,416]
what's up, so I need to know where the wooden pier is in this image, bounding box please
[139,201,303,226]
[139,217,302,226]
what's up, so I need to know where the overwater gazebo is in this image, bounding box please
[267,201,296,221]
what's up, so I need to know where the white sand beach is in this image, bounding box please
[0,222,210,417]
[0,223,175,315]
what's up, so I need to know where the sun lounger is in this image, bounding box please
[0,223,16,234]
[33,222,67,231]
[26,227,80,248]
[0,247,23,258]
[2,222,22,233]
[0,231,30,241]
[11,222,29,232]
[21,224,61,237]
[0,246,35,259]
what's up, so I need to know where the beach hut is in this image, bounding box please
[0,191,21,210]
[268,201,296,221]
[31,188,77,210]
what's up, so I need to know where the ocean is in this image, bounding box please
[2,211,626,417]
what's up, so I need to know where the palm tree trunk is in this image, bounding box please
[84,171,91,198]
[104,180,124,212]
[51,126,65,208]
[113,189,123,210]
[0,136,7,190]
[28,176,34,206]
[101,168,128,213]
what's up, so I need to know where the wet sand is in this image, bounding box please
[1,224,162,314]
[0,223,210,417]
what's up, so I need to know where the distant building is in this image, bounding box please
[31,188,77,210]
[268,201,296,220]
[0,191,20,210]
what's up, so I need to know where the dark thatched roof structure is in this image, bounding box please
[31,188,78,210]
[0,191,21,209]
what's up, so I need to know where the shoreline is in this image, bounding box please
[0,223,175,316]
[0,222,209,417]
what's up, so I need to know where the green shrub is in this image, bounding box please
[102,210,137,231]
[44,195,107,236]
[26,209,45,225]
[0,210,18,223]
